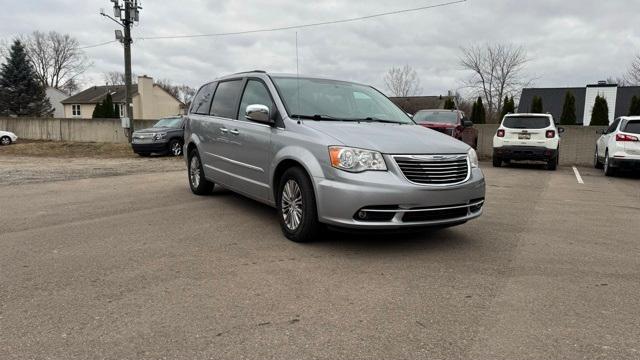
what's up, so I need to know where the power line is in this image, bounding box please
[138,0,466,40]
[79,40,119,49]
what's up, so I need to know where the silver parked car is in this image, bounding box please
[184,71,485,242]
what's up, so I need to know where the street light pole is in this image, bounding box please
[101,0,141,144]
[123,0,134,143]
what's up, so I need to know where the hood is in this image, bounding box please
[418,122,457,129]
[303,121,469,154]
[134,127,179,134]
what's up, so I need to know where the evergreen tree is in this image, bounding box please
[0,40,52,117]
[443,98,455,110]
[92,101,104,118]
[471,97,486,124]
[629,95,640,116]
[560,91,577,125]
[590,95,609,126]
[530,96,543,113]
[500,95,515,118]
[103,93,117,118]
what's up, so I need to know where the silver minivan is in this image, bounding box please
[184,71,485,242]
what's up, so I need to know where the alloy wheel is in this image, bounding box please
[0,137,10,145]
[171,141,182,156]
[190,156,201,188]
[281,179,303,231]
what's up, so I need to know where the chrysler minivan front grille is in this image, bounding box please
[393,155,470,185]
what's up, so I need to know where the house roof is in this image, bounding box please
[61,85,140,104]
[519,86,640,123]
[518,87,587,124]
[389,96,453,114]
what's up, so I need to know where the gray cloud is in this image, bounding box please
[1,0,639,96]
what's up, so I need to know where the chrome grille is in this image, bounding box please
[394,155,470,185]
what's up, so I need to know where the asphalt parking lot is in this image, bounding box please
[1,160,639,360]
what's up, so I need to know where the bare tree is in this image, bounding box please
[23,31,91,94]
[156,79,196,106]
[103,71,137,86]
[384,65,421,97]
[459,44,531,122]
[624,54,640,85]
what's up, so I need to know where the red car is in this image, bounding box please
[413,109,478,149]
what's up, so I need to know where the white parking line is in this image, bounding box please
[572,166,584,184]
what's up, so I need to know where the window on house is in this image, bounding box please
[72,105,81,117]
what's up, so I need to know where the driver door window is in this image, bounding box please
[238,80,275,121]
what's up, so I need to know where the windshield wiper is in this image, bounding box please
[356,117,405,124]
[290,114,347,121]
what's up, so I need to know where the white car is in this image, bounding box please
[0,130,18,146]
[493,113,564,170]
[594,116,640,176]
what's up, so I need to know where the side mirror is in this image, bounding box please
[463,119,474,127]
[245,104,273,124]
[558,127,565,134]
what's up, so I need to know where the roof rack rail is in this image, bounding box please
[231,70,267,75]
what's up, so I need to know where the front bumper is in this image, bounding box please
[494,146,557,161]
[131,141,169,153]
[314,167,485,229]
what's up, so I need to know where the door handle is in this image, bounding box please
[229,129,240,136]
[220,127,229,134]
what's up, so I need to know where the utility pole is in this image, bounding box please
[101,0,141,144]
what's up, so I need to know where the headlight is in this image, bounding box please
[468,148,479,168]
[329,146,387,172]
[153,133,167,141]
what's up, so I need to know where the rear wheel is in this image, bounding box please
[546,152,558,171]
[188,149,214,195]
[492,156,502,167]
[603,150,616,177]
[0,136,11,146]
[277,167,322,243]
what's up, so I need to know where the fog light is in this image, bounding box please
[357,211,368,220]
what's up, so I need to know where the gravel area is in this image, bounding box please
[0,155,186,186]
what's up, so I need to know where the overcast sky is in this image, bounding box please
[1,0,639,96]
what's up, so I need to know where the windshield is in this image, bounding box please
[272,77,414,124]
[624,121,640,134]
[503,116,550,129]
[154,117,182,128]
[413,111,458,125]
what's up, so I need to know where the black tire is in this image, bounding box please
[137,152,151,157]
[276,167,322,243]
[492,156,502,167]
[188,148,214,195]
[603,150,616,177]
[169,139,183,156]
[0,136,11,146]
[594,148,604,169]
[546,153,558,171]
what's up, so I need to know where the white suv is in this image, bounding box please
[594,116,640,176]
[493,113,564,170]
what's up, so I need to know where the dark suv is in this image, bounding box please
[131,117,184,156]
[413,110,478,149]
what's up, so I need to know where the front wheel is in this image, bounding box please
[188,149,214,195]
[0,136,11,146]
[594,148,603,169]
[277,167,322,243]
[169,139,183,156]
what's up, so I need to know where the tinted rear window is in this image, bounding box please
[624,121,640,134]
[211,80,244,118]
[503,116,550,129]
[191,83,216,115]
